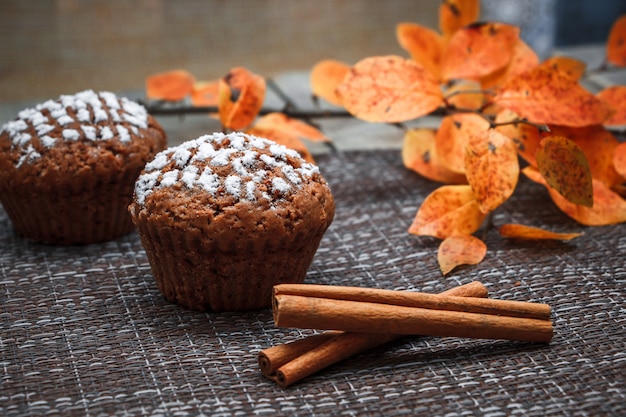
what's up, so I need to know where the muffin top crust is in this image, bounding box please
[0,91,166,190]
[0,90,152,168]
[134,132,325,208]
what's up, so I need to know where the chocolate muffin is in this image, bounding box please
[129,132,335,312]
[0,90,167,244]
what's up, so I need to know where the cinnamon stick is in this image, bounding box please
[258,331,341,376]
[273,295,553,343]
[259,281,488,387]
[274,283,551,320]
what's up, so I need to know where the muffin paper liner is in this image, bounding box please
[134,218,328,312]
[0,177,136,245]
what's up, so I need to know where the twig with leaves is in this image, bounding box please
[142,1,626,275]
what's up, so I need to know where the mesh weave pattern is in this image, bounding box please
[1,150,624,416]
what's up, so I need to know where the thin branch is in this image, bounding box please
[266,78,298,112]
[142,101,353,119]
[489,118,551,133]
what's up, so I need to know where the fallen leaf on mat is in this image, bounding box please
[438,235,487,275]
[499,224,583,241]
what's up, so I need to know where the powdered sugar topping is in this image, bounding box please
[134,132,321,206]
[1,90,149,168]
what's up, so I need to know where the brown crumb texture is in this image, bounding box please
[129,132,335,312]
[0,90,167,244]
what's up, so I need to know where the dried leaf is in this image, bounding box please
[218,67,266,131]
[614,142,626,179]
[536,136,593,207]
[191,80,220,106]
[402,128,467,184]
[499,224,583,241]
[438,235,487,275]
[607,14,626,66]
[254,112,330,143]
[441,22,520,82]
[524,166,626,226]
[596,86,626,126]
[543,125,622,189]
[336,55,444,123]
[494,66,613,127]
[480,39,539,90]
[310,59,350,107]
[146,69,196,101]
[465,129,519,213]
[494,109,541,167]
[436,113,490,174]
[444,80,485,110]
[439,0,480,39]
[539,56,586,81]
[408,185,487,239]
[396,22,444,79]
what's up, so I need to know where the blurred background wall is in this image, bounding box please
[1,0,624,103]
[0,0,439,102]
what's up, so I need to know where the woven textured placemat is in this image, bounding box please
[1,150,624,416]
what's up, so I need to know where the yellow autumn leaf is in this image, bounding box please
[465,129,519,213]
[438,235,487,275]
[408,185,487,239]
[336,55,444,123]
[499,224,583,241]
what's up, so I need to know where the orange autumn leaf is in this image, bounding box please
[524,166,626,226]
[441,22,520,82]
[596,85,626,126]
[336,55,444,123]
[444,79,485,110]
[436,113,490,174]
[402,128,467,184]
[607,14,626,66]
[247,112,331,163]
[539,56,586,81]
[499,224,583,241]
[494,66,613,127]
[614,142,626,179]
[494,109,541,167]
[438,235,487,275]
[191,80,220,107]
[218,67,266,131]
[480,39,539,90]
[439,0,480,39]
[254,112,330,143]
[536,136,593,207]
[465,129,519,213]
[408,185,487,239]
[396,22,444,79]
[310,59,350,107]
[146,69,196,101]
[542,125,622,189]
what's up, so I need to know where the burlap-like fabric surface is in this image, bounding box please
[1,150,624,416]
